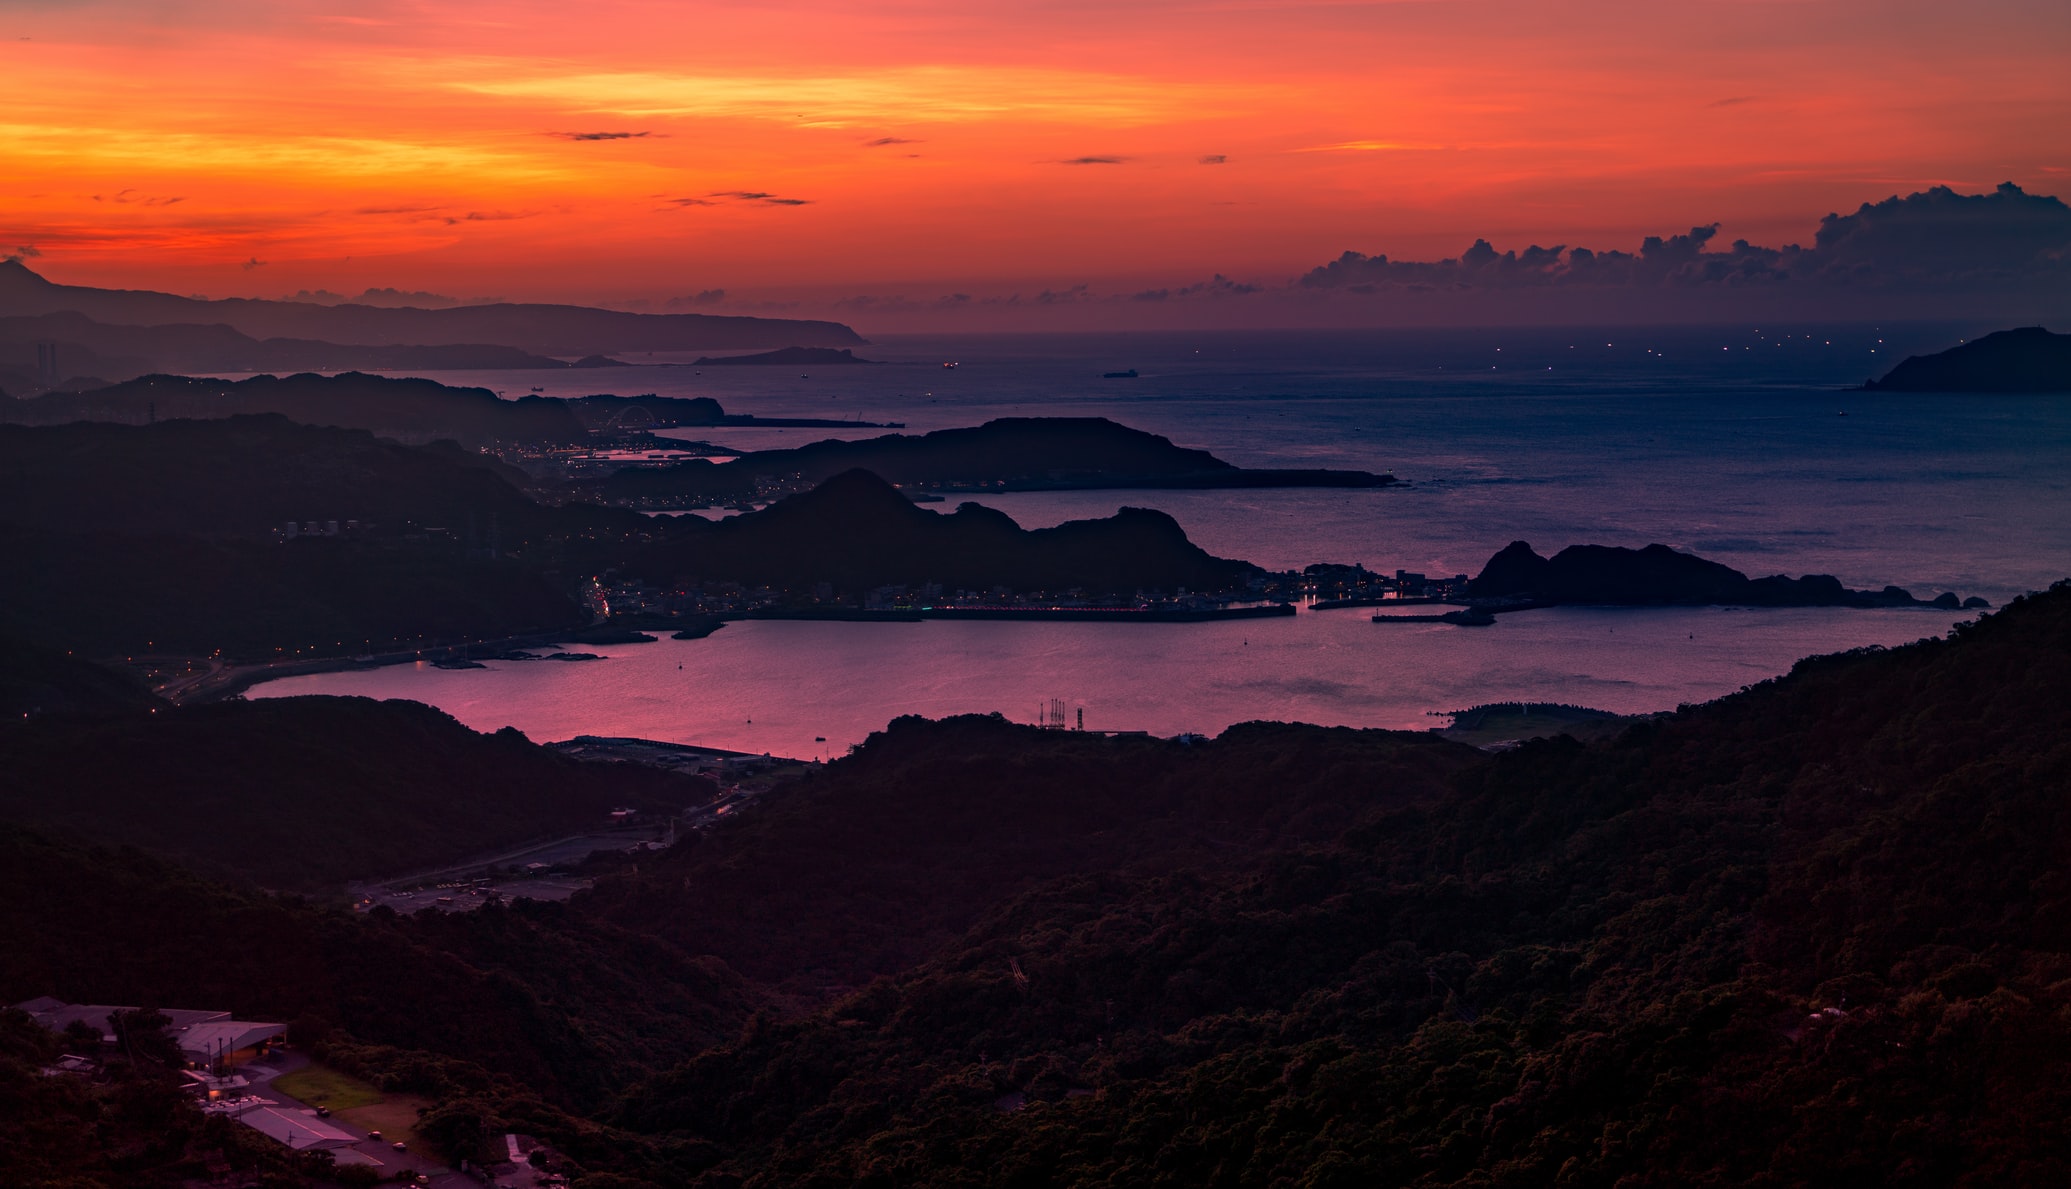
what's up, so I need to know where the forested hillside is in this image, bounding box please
[595,583,2071,1187]
[3,585,2068,1187]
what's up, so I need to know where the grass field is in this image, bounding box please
[339,1095,431,1150]
[270,1065,384,1113]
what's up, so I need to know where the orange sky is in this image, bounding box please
[4,0,2068,312]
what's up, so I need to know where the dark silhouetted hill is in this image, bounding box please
[1865,326,2071,392]
[588,417,1394,505]
[0,417,658,657]
[0,414,603,538]
[0,259,862,354]
[584,717,1479,991]
[0,526,590,659]
[1468,539,1979,607]
[0,695,712,890]
[630,468,1257,593]
[0,634,162,718]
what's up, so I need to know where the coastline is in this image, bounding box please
[173,605,1301,703]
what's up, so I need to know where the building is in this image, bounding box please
[13,996,285,1068]
[236,1106,360,1152]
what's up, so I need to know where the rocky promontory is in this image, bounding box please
[1864,326,2071,392]
[1467,541,1988,610]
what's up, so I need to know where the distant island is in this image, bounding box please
[692,346,875,366]
[0,371,895,447]
[1863,326,2071,392]
[1467,540,1988,610]
[583,417,1397,506]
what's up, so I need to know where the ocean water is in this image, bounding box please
[251,323,2071,753]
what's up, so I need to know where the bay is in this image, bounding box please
[250,323,2071,750]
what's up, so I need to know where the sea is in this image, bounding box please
[250,323,2071,760]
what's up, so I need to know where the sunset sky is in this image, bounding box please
[5,0,2068,318]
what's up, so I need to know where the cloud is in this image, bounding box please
[863,137,919,147]
[690,191,813,206]
[355,286,465,308]
[831,292,973,312]
[91,188,184,206]
[354,204,442,216]
[1061,156,1127,165]
[1297,140,1444,153]
[442,210,537,224]
[1198,154,1227,165]
[1709,96,1755,107]
[241,257,266,270]
[666,289,727,309]
[547,130,658,141]
[1131,274,1262,302]
[4,244,40,263]
[1298,182,2071,297]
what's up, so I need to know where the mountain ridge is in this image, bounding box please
[0,260,863,355]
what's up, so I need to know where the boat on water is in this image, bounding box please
[941,361,959,369]
[1103,368,1139,379]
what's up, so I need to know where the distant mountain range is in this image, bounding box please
[0,260,863,386]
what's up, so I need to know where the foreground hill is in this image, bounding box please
[1865,325,2071,392]
[0,695,714,890]
[0,259,862,355]
[584,717,1481,992]
[0,823,757,1117]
